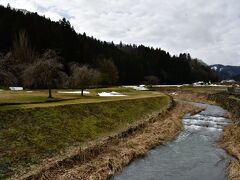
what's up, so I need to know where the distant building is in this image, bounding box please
[9,87,23,91]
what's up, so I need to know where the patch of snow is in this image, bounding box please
[219,68,223,72]
[153,85,183,88]
[123,85,149,91]
[221,80,236,83]
[58,91,90,94]
[97,91,126,97]
[170,92,178,96]
[9,87,23,91]
[211,66,218,71]
[208,84,225,87]
[193,81,205,86]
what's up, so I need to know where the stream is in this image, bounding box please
[113,102,231,180]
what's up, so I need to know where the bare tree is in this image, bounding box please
[22,49,65,98]
[97,58,118,86]
[0,53,18,87]
[71,65,100,96]
[144,75,159,87]
[0,70,18,88]
[13,30,36,64]
[8,30,37,83]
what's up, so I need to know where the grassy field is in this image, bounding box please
[0,87,169,179]
[0,87,162,110]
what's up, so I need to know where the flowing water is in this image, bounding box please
[113,102,231,180]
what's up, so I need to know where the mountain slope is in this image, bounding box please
[0,5,218,84]
[210,64,240,80]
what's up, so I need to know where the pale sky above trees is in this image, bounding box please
[1,0,240,65]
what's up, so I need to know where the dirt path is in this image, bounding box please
[17,101,200,180]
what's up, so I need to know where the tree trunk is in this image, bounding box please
[81,89,84,96]
[48,87,52,98]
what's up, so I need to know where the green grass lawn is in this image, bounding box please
[0,87,162,110]
[0,90,80,104]
[0,87,169,179]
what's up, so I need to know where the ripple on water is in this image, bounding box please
[113,103,231,180]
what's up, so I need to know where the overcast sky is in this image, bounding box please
[1,0,240,65]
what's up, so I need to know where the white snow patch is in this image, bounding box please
[211,66,218,71]
[170,92,178,96]
[58,91,90,94]
[123,85,149,91]
[97,91,126,97]
[208,84,224,87]
[153,85,183,88]
[193,81,205,86]
[221,80,236,83]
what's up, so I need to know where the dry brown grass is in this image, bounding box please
[228,160,240,180]
[17,102,200,180]
[162,90,215,104]
[220,124,240,180]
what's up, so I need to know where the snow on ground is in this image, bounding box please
[123,85,149,91]
[58,91,90,94]
[211,66,218,71]
[153,85,183,88]
[97,91,126,97]
[208,84,228,87]
[170,92,178,96]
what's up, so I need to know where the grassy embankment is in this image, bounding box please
[151,86,227,104]
[21,102,201,180]
[152,85,227,93]
[0,87,169,179]
[210,92,240,180]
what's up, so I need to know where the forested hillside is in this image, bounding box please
[210,64,240,80]
[0,5,218,85]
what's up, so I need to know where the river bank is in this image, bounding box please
[114,102,231,180]
[164,90,240,180]
[18,101,200,179]
[220,125,240,180]
[0,94,169,179]
[209,92,240,180]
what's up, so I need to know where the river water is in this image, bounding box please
[113,103,231,180]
